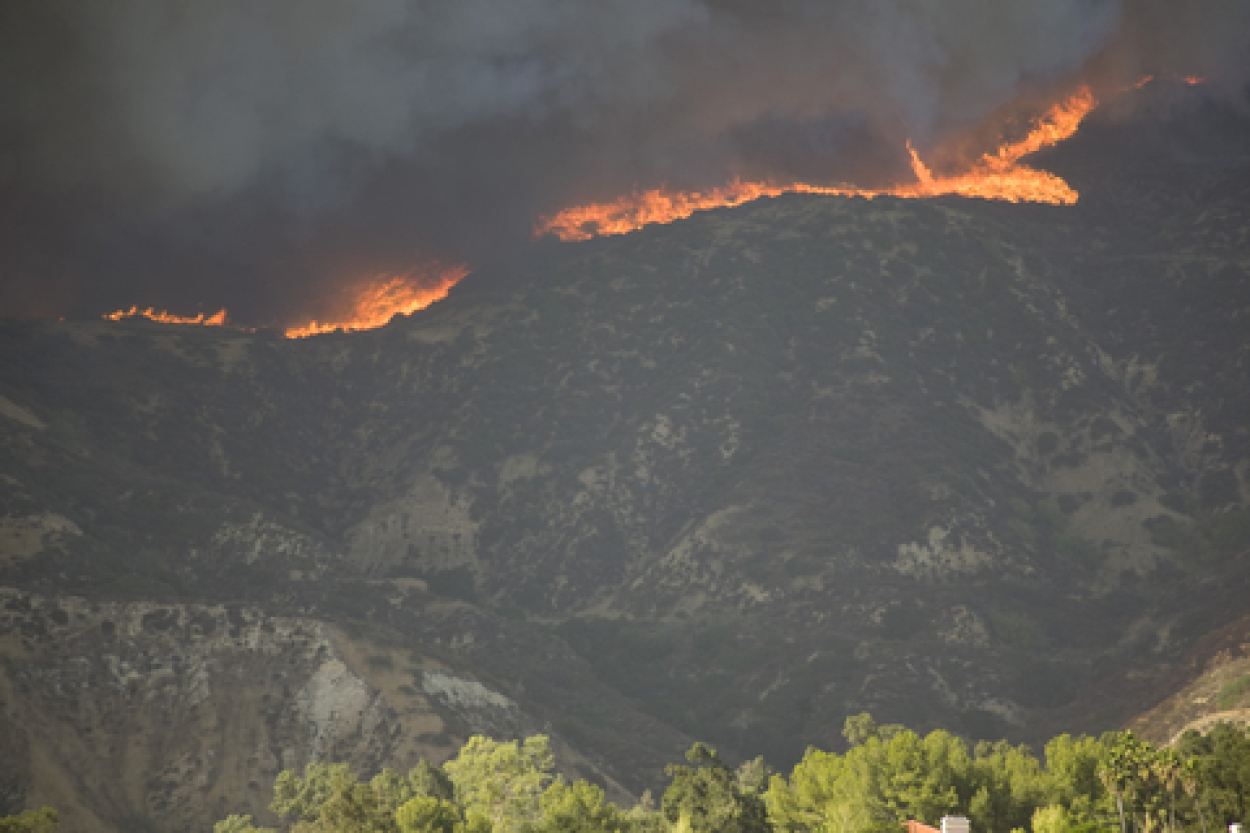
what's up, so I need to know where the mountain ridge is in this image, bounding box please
[1,97,1249,832]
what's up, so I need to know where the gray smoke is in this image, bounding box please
[1,0,1246,323]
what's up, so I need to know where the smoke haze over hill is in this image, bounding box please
[1,0,1248,323]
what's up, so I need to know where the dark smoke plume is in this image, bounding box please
[1,0,1247,325]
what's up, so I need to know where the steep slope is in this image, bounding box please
[1,96,1248,830]
[0,587,674,831]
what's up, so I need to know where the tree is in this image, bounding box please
[844,714,879,748]
[265,759,461,833]
[444,735,555,831]
[538,778,625,833]
[766,745,876,833]
[1098,734,1141,833]
[1043,733,1110,826]
[965,742,1030,833]
[662,743,769,833]
[1176,723,1250,828]
[212,815,276,833]
[271,762,356,825]
[1178,758,1207,833]
[407,761,457,803]
[314,770,399,833]
[395,796,462,833]
[1032,804,1070,833]
[1153,749,1182,833]
[736,758,772,796]
[837,728,975,829]
[843,713,905,747]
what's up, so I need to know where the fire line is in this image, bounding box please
[103,266,468,339]
[103,307,231,326]
[535,85,1098,242]
[102,82,1130,335]
[283,267,469,339]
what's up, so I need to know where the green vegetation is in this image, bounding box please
[1215,674,1250,710]
[0,808,58,833]
[215,736,643,833]
[662,743,768,833]
[208,717,1250,833]
[1175,722,1250,827]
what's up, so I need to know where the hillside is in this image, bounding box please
[1,98,1249,832]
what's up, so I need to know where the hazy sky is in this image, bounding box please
[2,0,1247,326]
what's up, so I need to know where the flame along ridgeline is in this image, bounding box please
[105,85,1107,335]
[535,86,1098,242]
[102,267,468,338]
[282,267,469,338]
[104,307,231,326]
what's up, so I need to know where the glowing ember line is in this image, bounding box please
[536,86,1098,242]
[283,266,469,339]
[104,307,230,326]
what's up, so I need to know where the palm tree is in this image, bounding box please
[1154,748,1182,833]
[1179,758,1208,833]
[1099,737,1135,833]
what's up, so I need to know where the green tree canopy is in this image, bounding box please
[443,734,555,832]
[662,743,769,833]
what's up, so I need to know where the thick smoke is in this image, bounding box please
[1,0,1246,324]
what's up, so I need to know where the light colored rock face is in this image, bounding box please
[296,659,383,763]
[421,671,528,737]
[0,590,436,833]
[345,474,477,576]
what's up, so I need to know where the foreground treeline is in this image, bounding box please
[188,715,1244,832]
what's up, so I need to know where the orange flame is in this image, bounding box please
[283,266,469,339]
[536,86,1099,241]
[1184,75,1205,86]
[1120,75,1154,92]
[104,307,230,326]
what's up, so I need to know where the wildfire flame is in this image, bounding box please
[102,265,468,338]
[101,84,1115,333]
[103,307,230,326]
[283,266,469,339]
[536,86,1099,242]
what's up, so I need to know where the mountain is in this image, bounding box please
[1,93,1249,832]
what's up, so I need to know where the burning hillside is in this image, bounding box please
[100,86,1097,334]
[102,266,467,338]
[103,307,231,327]
[283,267,468,338]
[95,75,1218,335]
[536,86,1097,241]
[5,0,1244,329]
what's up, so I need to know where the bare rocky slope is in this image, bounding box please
[1,91,1248,831]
